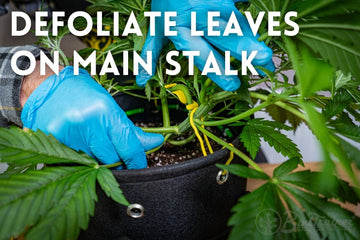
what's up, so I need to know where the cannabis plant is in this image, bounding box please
[1,0,360,239]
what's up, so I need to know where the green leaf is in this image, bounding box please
[333,71,352,93]
[323,91,352,120]
[280,170,360,205]
[228,167,360,240]
[273,157,303,178]
[0,166,98,240]
[281,184,360,239]
[0,127,98,167]
[239,124,261,159]
[297,14,360,79]
[285,38,334,98]
[309,0,360,17]
[228,183,283,240]
[300,102,356,182]
[217,164,270,180]
[329,113,360,142]
[145,81,152,101]
[0,163,36,178]
[336,137,360,169]
[341,77,360,104]
[97,167,129,206]
[241,119,301,159]
[266,103,303,130]
[288,0,336,18]
[133,13,148,51]
[26,167,99,240]
[277,189,325,239]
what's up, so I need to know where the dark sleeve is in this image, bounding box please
[0,45,49,128]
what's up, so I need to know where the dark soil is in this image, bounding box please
[135,122,231,168]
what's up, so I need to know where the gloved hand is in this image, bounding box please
[136,0,275,92]
[21,66,164,169]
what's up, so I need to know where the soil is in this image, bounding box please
[135,122,231,168]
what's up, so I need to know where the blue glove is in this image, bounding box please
[21,67,164,169]
[136,0,275,92]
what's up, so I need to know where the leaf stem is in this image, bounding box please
[168,134,195,146]
[196,101,270,126]
[142,126,179,134]
[160,87,171,127]
[196,125,264,173]
[251,92,307,121]
[104,162,123,169]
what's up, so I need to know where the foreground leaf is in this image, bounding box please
[25,168,99,240]
[97,167,130,206]
[228,183,284,240]
[0,127,97,167]
[227,159,360,240]
[0,166,98,240]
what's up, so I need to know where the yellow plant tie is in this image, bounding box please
[222,143,235,176]
[165,83,177,89]
[186,101,199,111]
[190,107,207,156]
[173,90,188,104]
[201,116,214,154]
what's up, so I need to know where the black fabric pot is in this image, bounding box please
[79,93,249,240]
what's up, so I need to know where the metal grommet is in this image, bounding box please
[216,170,229,185]
[127,204,145,219]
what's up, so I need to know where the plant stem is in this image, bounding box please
[168,134,195,145]
[199,78,213,104]
[160,86,171,127]
[146,134,172,154]
[196,125,264,173]
[58,48,69,66]
[121,90,160,100]
[104,162,123,169]
[251,92,307,121]
[142,126,179,134]
[196,101,269,126]
[178,103,215,133]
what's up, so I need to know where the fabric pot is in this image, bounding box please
[78,93,249,240]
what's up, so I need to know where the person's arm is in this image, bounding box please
[0,45,49,127]
[20,61,64,107]
[1,45,164,169]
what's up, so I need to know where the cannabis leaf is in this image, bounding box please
[145,81,152,101]
[329,114,360,142]
[0,166,98,240]
[266,103,303,130]
[25,167,99,240]
[323,91,353,120]
[336,137,360,169]
[297,14,360,79]
[240,119,300,159]
[285,38,334,98]
[0,128,129,240]
[222,158,360,240]
[97,167,129,206]
[0,127,98,167]
[252,0,360,80]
